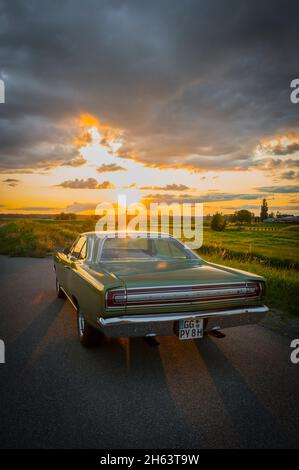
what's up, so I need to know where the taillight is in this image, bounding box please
[246,281,265,298]
[246,282,260,296]
[106,288,126,308]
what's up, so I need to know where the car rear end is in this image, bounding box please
[98,277,268,340]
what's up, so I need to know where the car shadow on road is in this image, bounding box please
[2,332,198,448]
[195,337,294,448]
[3,301,296,449]
[5,297,65,373]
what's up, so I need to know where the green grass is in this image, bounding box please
[201,253,299,316]
[0,218,298,315]
[0,219,94,257]
[199,225,299,269]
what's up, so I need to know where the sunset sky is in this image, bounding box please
[0,0,298,215]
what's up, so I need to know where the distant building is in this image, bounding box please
[276,213,293,219]
[276,215,299,223]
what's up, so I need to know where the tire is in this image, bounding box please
[77,308,101,348]
[56,277,66,299]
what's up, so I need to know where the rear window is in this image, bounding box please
[100,236,196,261]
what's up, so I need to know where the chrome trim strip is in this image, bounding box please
[105,282,262,309]
[60,286,78,311]
[125,281,256,291]
[126,297,258,307]
[126,287,255,302]
[98,305,269,327]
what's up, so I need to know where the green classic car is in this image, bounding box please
[54,231,269,347]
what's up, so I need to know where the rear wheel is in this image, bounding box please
[56,277,66,298]
[77,308,102,348]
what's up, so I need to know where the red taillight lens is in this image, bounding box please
[246,281,265,298]
[246,282,260,296]
[106,288,126,308]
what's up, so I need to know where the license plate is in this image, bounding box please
[178,319,203,340]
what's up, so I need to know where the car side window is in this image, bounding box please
[71,237,86,259]
[78,240,87,260]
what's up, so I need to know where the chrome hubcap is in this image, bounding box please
[78,310,85,337]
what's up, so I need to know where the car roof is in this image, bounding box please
[81,230,174,239]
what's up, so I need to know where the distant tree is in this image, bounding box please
[234,209,252,223]
[55,212,77,220]
[260,198,268,221]
[268,212,275,219]
[226,213,236,223]
[211,212,227,231]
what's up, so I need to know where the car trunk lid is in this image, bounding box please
[103,260,263,314]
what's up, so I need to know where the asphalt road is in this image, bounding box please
[0,256,298,449]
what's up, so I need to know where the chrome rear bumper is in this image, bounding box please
[97,305,269,337]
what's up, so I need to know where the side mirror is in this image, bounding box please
[63,247,70,255]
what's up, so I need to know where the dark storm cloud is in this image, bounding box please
[280,170,299,180]
[65,201,99,213]
[256,185,299,193]
[139,184,191,191]
[2,177,19,186]
[55,178,115,189]
[142,192,267,204]
[0,0,299,171]
[265,142,299,156]
[254,158,299,171]
[14,206,62,211]
[96,163,127,173]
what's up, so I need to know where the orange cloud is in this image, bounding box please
[73,129,93,147]
[96,163,127,173]
[55,178,115,189]
[256,133,299,156]
[77,113,123,152]
[139,184,191,191]
[79,113,100,128]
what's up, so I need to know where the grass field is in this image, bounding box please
[0,218,298,315]
[198,225,299,269]
[201,254,298,316]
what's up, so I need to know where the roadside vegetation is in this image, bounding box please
[200,225,299,270]
[201,253,299,316]
[0,217,298,315]
[0,219,94,257]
